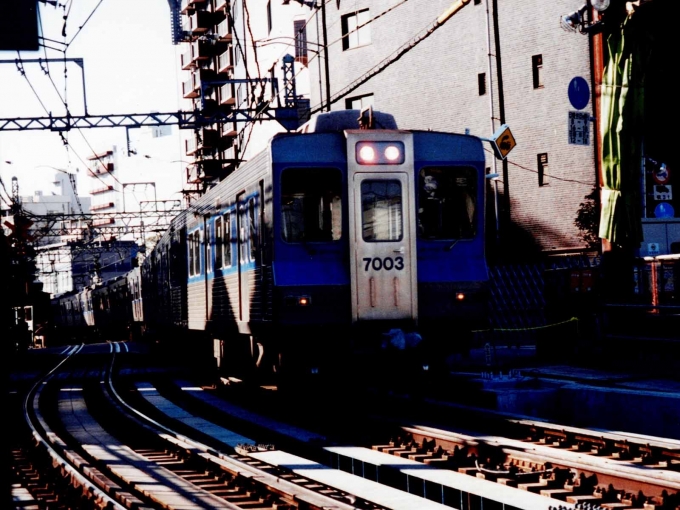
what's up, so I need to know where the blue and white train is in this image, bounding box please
[50,109,490,379]
[140,109,490,380]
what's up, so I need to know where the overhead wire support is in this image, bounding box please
[0,106,301,132]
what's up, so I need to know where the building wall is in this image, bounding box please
[306,0,597,253]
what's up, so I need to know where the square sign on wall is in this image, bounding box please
[568,111,590,145]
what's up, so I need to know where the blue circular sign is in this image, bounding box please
[568,77,590,110]
[654,202,675,218]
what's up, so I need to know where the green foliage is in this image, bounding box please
[575,187,600,250]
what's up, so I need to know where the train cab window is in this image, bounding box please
[361,180,403,242]
[281,168,342,243]
[418,167,476,239]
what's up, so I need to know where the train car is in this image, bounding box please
[142,109,490,380]
[90,275,133,341]
[50,288,90,344]
[50,269,141,343]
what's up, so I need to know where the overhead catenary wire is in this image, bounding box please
[65,0,104,48]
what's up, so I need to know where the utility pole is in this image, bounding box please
[320,0,331,112]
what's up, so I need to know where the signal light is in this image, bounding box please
[356,141,405,165]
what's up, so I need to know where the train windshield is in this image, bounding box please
[361,180,403,242]
[281,168,342,242]
[417,166,476,239]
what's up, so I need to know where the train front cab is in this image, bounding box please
[346,130,419,327]
[270,132,351,377]
[269,128,489,378]
[269,129,420,378]
[346,130,489,357]
[411,131,490,357]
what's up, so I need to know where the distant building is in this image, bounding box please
[176,0,313,197]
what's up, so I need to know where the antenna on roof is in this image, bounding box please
[358,106,374,130]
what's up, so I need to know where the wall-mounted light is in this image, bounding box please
[560,0,609,34]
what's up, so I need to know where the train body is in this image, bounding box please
[50,267,143,343]
[142,110,490,376]
[50,110,490,377]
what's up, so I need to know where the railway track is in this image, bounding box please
[141,366,680,510]
[9,343,680,510]
[9,344,414,509]
[363,423,679,508]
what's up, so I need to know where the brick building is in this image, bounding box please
[299,0,597,257]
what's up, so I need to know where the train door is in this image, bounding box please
[347,131,418,322]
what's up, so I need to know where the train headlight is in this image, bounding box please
[358,145,376,163]
[384,145,401,162]
[356,141,405,165]
[456,292,465,301]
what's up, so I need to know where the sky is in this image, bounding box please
[0,0,185,205]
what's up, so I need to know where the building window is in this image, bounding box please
[266,0,272,33]
[236,83,243,107]
[345,93,374,111]
[294,19,307,65]
[538,153,549,186]
[532,54,543,89]
[341,9,371,50]
[478,73,486,96]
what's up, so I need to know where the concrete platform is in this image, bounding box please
[442,361,680,440]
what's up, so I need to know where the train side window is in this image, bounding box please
[215,217,223,269]
[239,202,249,264]
[188,232,193,276]
[206,224,212,274]
[361,180,403,242]
[223,212,232,267]
[418,167,476,239]
[281,168,342,243]
[248,198,257,260]
[188,230,201,276]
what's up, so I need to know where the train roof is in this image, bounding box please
[296,109,398,133]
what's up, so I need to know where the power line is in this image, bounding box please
[65,0,105,48]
